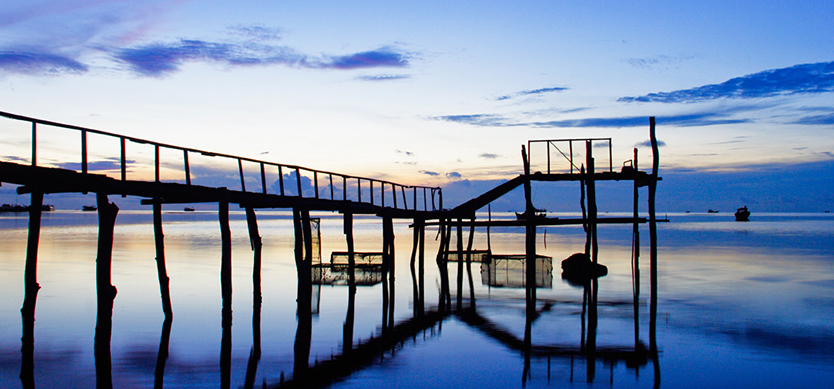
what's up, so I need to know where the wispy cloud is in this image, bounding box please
[0,50,88,74]
[419,170,440,176]
[113,40,409,77]
[434,112,749,128]
[226,24,283,41]
[619,61,834,103]
[791,113,834,125]
[446,172,462,180]
[432,114,512,127]
[497,86,568,101]
[0,2,412,78]
[479,153,499,159]
[356,74,410,81]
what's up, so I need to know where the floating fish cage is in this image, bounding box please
[480,254,553,288]
[312,251,385,286]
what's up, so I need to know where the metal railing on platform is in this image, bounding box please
[0,111,442,211]
[527,138,613,174]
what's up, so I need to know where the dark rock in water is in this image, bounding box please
[561,253,607,286]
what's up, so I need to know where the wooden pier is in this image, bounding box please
[1,110,662,388]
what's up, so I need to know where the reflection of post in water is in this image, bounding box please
[154,317,172,389]
[95,193,119,389]
[20,191,43,389]
[293,207,313,381]
[243,207,262,389]
[219,200,232,389]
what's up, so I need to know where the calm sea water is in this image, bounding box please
[1,210,832,388]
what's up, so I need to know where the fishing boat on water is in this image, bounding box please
[515,208,546,220]
[735,206,750,221]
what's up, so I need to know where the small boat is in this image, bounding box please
[82,205,97,211]
[0,203,27,212]
[707,209,719,213]
[183,207,195,212]
[734,206,750,221]
[516,208,546,220]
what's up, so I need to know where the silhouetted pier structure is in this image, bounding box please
[1,110,662,388]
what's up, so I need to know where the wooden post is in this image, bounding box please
[95,192,118,389]
[31,122,36,166]
[410,218,421,317]
[343,212,356,354]
[383,215,395,331]
[465,219,476,309]
[219,198,232,389]
[21,191,43,389]
[153,201,173,318]
[344,212,356,287]
[418,218,425,316]
[456,219,464,311]
[648,117,659,353]
[435,219,449,313]
[293,207,313,381]
[244,206,262,389]
[219,199,232,311]
[632,148,641,347]
[24,191,43,295]
[521,146,536,308]
[81,130,88,174]
[585,141,598,264]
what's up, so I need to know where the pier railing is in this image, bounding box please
[527,138,613,174]
[0,111,442,212]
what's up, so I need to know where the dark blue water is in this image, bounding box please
[1,211,832,388]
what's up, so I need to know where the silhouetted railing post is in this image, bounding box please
[31,122,36,166]
[456,219,464,311]
[81,130,88,174]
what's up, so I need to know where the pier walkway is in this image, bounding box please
[0,110,444,219]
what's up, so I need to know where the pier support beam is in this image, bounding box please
[153,201,173,318]
[521,146,536,311]
[343,212,356,353]
[219,199,232,389]
[20,191,43,388]
[293,207,313,380]
[244,207,262,389]
[94,192,118,389]
[648,117,659,354]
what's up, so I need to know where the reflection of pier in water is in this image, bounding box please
[2,110,662,388]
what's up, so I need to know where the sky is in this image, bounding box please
[1,0,832,212]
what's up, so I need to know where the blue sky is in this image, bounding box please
[1,0,832,211]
